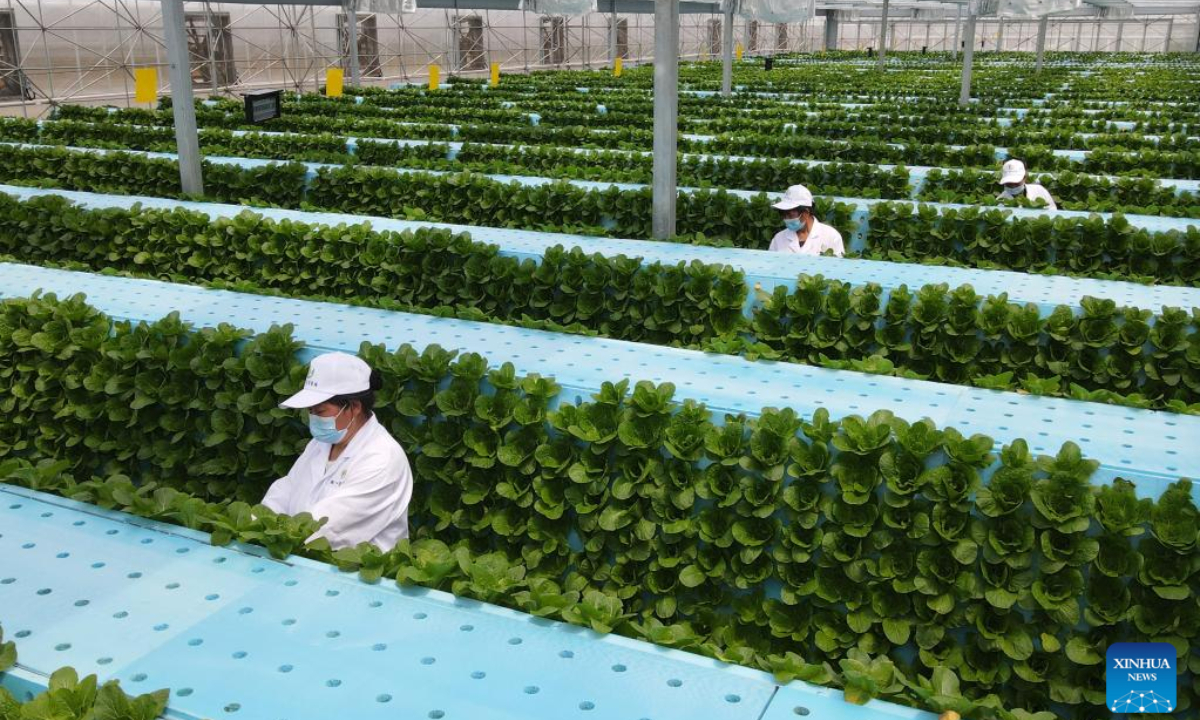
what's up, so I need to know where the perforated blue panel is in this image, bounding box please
[1,485,814,720]
[4,185,1197,319]
[0,668,48,706]
[0,262,1194,498]
[762,682,930,720]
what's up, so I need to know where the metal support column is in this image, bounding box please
[1093,20,1101,51]
[1194,8,1200,51]
[345,0,361,86]
[1035,15,1048,71]
[825,10,839,50]
[584,14,592,68]
[996,16,1004,50]
[877,0,890,68]
[1115,18,1124,50]
[1165,18,1173,51]
[609,0,619,62]
[952,3,961,59]
[959,11,976,106]
[205,14,220,95]
[652,0,678,239]
[161,0,203,195]
[721,1,734,95]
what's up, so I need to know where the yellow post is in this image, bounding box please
[614,57,623,77]
[735,43,743,60]
[325,68,344,97]
[133,68,158,104]
[429,64,440,90]
[489,62,500,87]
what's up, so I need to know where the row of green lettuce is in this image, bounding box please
[350,78,1200,125]
[708,114,1195,138]
[0,140,860,246]
[225,92,1200,151]
[52,104,1200,180]
[1,292,1197,720]
[0,625,169,720]
[693,116,1196,152]
[659,57,1200,99]
[10,118,1200,218]
[431,61,1200,109]
[2,192,1199,412]
[284,86,1200,128]
[279,89,1199,134]
[0,118,916,202]
[0,142,1197,288]
[10,249,1196,419]
[157,91,1200,153]
[706,134,1200,181]
[647,57,1200,103]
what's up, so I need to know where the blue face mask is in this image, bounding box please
[308,406,348,444]
[784,218,805,232]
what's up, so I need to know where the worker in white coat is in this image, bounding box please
[997,159,1057,210]
[767,184,846,256]
[262,352,412,552]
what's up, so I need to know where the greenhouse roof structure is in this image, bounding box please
[200,0,1200,15]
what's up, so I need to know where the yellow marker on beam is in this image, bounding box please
[133,67,157,104]
[614,57,623,77]
[735,43,743,60]
[325,68,344,98]
[490,62,500,87]
[429,64,440,90]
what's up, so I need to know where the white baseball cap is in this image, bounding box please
[999,159,1027,185]
[280,352,373,409]
[772,184,815,211]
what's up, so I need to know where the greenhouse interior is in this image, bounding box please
[0,0,1199,716]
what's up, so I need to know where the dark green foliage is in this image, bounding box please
[2,293,1198,720]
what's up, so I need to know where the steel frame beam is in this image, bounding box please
[161,0,203,194]
[651,0,677,240]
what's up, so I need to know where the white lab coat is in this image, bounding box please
[998,182,1057,211]
[768,219,846,256]
[262,415,412,552]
